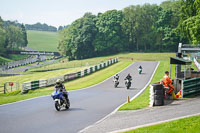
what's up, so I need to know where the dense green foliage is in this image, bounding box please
[0,17,28,57]
[179,0,200,44]
[58,0,200,60]
[25,22,57,32]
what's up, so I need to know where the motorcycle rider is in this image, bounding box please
[125,74,132,84]
[114,74,119,81]
[138,65,142,74]
[55,79,68,100]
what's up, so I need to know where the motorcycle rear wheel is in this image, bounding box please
[65,99,70,109]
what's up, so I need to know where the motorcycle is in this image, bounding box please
[51,90,70,111]
[125,78,132,89]
[113,78,119,88]
[138,68,142,74]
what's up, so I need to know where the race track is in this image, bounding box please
[0,61,158,133]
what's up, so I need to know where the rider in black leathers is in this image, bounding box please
[55,79,68,100]
[125,74,132,81]
[125,74,132,84]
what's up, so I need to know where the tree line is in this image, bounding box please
[25,22,57,32]
[58,0,200,60]
[0,18,28,57]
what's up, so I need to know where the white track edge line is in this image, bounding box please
[109,112,200,133]
[78,61,159,133]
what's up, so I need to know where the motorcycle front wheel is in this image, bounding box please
[55,101,61,111]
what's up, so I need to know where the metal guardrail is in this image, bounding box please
[183,77,200,96]
[0,56,47,71]
[194,57,200,70]
[22,58,118,93]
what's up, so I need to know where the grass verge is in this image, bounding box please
[119,60,175,110]
[124,115,200,133]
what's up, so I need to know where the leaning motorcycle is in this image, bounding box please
[51,90,70,111]
[138,68,142,74]
[125,79,132,89]
[113,78,119,88]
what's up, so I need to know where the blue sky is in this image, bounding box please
[1,0,165,28]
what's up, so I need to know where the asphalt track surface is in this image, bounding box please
[0,61,158,133]
[2,47,57,73]
[84,96,200,133]
[3,59,56,73]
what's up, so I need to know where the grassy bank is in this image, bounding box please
[27,30,58,52]
[124,115,200,133]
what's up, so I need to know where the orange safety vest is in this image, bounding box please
[163,74,172,87]
[163,74,174,94]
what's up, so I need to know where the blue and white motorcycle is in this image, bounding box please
[51,91,70,111]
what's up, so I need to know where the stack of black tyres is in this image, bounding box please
[152,83,164,106]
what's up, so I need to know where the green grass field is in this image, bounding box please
[0,54,29,64]
[0,30,58,63]
[124,115,200,133]
[27,30,58,52]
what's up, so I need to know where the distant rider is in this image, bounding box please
[55,79,68,100]
[125,74,132,83]
[114,74,119,81]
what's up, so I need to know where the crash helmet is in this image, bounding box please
[56,79,61,85]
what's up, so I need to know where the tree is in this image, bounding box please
[181,15,200,44]
[21,24,28,47]
[122,5,140,51]
[179,0,200,44]
[25,23,57,32]
[94,10,124,55]
[0,17,6,56]
[6,25,24,49]
[137,4,159,51]
[58,13,97,59]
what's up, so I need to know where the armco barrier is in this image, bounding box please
[22,79,47,93]
[22,58,118,93]
[64,73,77,81]
[183,77,200,97]
[46,76,65,86]
[194,57,200,71]
[0,55,47,71]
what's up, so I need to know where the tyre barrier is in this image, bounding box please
[22,58,118,93]
[150,83,164,107]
